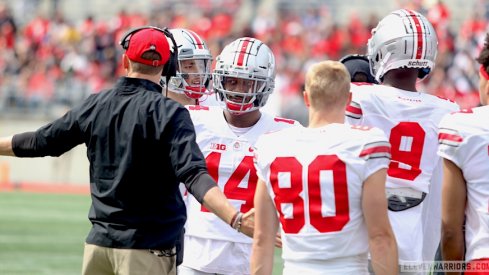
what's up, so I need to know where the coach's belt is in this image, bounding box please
[149,247,176,257]
[385,187,426,212]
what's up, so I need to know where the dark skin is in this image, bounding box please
[352,73,369,83]
[381,68,419,92]
[223,109,261,128]
[221,77,262,128]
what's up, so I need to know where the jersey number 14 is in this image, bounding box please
[201,152,257,213]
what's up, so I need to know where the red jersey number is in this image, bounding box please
[270,155,350,234]
[388,122,425,181]
[201,152,257,213]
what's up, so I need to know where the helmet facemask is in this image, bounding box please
[213,73,271,114]
[160,28,213,99]
[169,58,212,99]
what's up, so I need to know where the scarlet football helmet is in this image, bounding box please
[368,9,438,82]
[161,28,213,99]
[213,37,275,114]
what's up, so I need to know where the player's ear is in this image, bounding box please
[303,90,310,108]
[346,92,352,106]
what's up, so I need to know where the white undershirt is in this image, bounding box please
[227,124,252,137]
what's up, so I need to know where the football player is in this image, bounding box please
[159,28,217,268]
[178,37,300,275]
[161,28,217,106]
[251,60,398,275]
[438,33,489,274]
[345,9,460,273]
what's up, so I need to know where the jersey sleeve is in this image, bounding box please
[253,135,269,183]
[358,127,391,179]
[345,84,372,124]
[12,100,89,157]
[437,114,464,167]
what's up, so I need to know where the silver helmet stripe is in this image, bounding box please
[406,9,424,60]
[186,30,204,49]
[235,38,253,66]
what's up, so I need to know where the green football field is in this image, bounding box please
[0,191,284,274]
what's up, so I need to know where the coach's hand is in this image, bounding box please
[239,208,255,238]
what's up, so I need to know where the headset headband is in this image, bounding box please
[119,26,179,83]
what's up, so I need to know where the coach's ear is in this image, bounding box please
[122,54,130,75]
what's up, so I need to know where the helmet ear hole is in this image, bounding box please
[254,94,262,107]
[218,92,225,101]
[418,68,430,79]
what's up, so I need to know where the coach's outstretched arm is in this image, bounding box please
[363,168,399,275]
[0,136,15,156]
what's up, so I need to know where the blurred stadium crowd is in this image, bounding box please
[0,0,487,124]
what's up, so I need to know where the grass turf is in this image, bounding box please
[0,191,284,274]
[0,192,91,275]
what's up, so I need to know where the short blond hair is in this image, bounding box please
[305,60,351,110]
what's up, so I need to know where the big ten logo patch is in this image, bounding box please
[210,143,226,151]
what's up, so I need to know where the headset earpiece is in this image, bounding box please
[119,26,179,83]
[161,27,179,84]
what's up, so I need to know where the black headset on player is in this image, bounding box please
[339,54,369,65]
[119,26,179,85]
[339,54,378,84]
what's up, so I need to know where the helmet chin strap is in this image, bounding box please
[184,86,206,99]
[375,52,392,82]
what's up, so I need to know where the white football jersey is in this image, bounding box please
[254,123,390,267]
[198,92,220,106]
[185,105,299,243]
[346,83,459,193]
[438,106,489,262]
[178,93,219,204]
